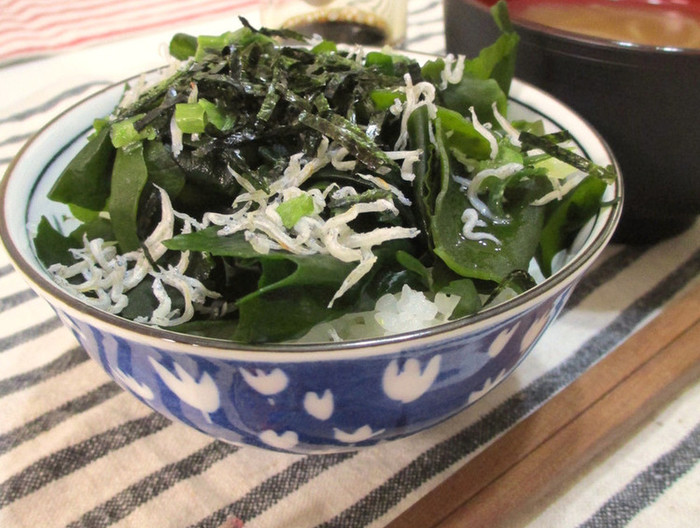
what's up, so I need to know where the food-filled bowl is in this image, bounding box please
[445,0,700,243]
[0,34,622,454]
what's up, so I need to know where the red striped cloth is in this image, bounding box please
[0,0,259,63]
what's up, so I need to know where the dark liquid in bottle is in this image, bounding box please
[289,20,387,45]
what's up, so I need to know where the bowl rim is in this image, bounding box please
[0,68,623,360]
[461,0,700,56]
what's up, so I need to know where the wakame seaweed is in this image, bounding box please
[34,4,616,344]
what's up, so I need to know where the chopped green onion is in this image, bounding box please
[194,32,237,61]
[110,115,156,149]
[371,90,405,110]
[365,51,394,74]
[311,40,337,54]
[169,32,198,60]
[175,103,207,134]
[92,117,110,135]
[198,98,235,130]
[276,194,315,229]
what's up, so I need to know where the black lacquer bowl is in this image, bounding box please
[445,0,700,243]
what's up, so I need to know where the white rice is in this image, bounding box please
[296,284,461,342]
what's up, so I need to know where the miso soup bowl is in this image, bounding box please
[0,74,622,454]
[445,0,700,243]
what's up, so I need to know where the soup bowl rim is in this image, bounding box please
[464,0,700,56]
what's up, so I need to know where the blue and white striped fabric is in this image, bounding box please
[1,1,699,527]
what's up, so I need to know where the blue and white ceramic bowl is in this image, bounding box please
[0,76,622,454]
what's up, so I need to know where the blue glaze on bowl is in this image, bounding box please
[50,290,563,453]
[0,73,621,454]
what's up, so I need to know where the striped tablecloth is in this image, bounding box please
[1,1,699,527]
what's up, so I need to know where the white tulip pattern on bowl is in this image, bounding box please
[53,296,559,453]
